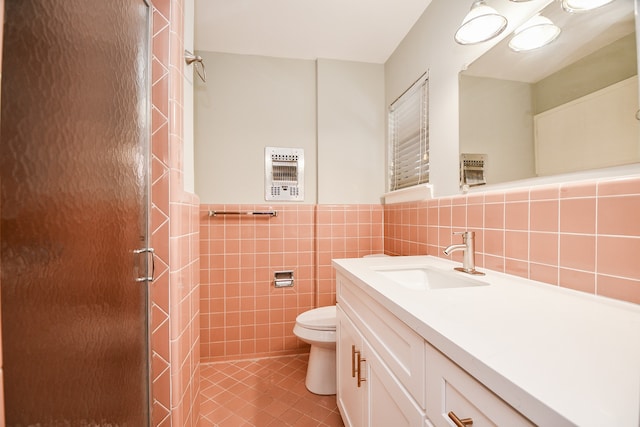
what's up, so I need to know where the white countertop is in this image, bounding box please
[332,255,640,427]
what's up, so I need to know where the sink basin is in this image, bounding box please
[372,266,489,291]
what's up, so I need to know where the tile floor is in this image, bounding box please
[200,354,345,426]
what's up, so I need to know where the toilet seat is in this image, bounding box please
[295,305,336,331]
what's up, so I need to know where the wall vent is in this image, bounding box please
[265,147,304,201]
[460,153,487,188]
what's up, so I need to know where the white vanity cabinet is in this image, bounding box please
[337,273,426,427]
[336,271,535,427]
[334,255,640,427]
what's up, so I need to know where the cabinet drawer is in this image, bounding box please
[338,273,426,409]
[425,343,534,427]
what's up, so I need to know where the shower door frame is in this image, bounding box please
[0,0,5,424]
[142,0,154,421]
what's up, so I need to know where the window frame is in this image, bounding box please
[387,72,430,194]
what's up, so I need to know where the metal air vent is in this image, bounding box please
[265,147,304,201]
[460,153,487,187]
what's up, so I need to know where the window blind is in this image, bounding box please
[388,74,429,191]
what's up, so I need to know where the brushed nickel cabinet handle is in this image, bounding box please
[448,411,473,427]
[351,345,357,378]
[356,351,366,387]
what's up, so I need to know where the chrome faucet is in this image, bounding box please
[443,231,485,275]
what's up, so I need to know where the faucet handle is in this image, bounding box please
[453,231,474,242]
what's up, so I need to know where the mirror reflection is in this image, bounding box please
[459,0,638,187]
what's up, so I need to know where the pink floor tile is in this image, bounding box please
[199,354,344,427]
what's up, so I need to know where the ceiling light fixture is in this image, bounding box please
[509,15,561,52]
[455,0,508,45]
[561,0,615,13]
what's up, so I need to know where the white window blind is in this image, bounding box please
[388,73,429,191]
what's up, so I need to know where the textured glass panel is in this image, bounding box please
[1,1,150,425]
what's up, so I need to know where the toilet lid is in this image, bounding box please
[296,305,336,331]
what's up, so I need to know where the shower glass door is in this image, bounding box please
[1,1,152,425]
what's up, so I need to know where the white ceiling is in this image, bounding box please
[194,0,434,64]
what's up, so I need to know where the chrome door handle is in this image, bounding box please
[134,247,155,282]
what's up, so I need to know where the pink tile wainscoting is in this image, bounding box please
[384,176,640,305]
[201,178,639,365]
[199,204,384,362]
[151,0,201,425]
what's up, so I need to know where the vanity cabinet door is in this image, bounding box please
[337,304,366,427]
[337,273,426,408]
[366,339,426,427]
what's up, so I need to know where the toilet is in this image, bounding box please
[293,254,388,395]
[293,305,337,395]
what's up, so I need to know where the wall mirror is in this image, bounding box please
[459,0,638,188]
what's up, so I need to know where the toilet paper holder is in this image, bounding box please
[274,270,294,288]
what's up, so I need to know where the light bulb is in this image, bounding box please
[455,1,508,45]
[561,0,615,13]
[509,15,561,52]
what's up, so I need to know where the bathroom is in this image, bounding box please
[1,0,639,425]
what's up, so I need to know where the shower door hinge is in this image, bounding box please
[134,247,155,283]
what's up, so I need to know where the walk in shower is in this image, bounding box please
[1,1,153,424]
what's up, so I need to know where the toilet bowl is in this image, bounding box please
[293,255,388,395]
[293,305,337,395]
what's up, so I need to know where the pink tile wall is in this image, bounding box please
[200,205,315,362]
[150,5,172,422]
[384,176,640,305]
[316,205,385,307]
[151,0,200,426]
[199,204,383,362]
